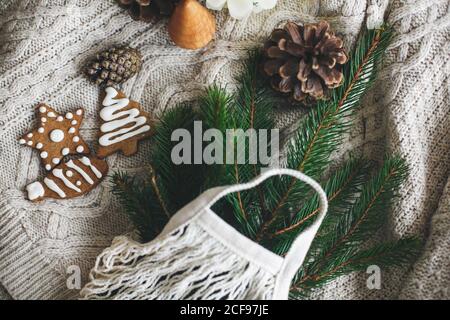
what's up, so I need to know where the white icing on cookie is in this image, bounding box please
[53,169,81,193]
[80,156,102,178]
[68,127,75,134]
[27,133,33,138]
[52,158,60,165]
[36,143,43,149]
[38,127,45,133]
[71,120,77,125]
[76,146,84,153]
[76,181,81,186]
[73,136,80,142]
[27,141,33,146]
[66,170,73,177]
[66,160,94,185]
[47,111,56,117]
[41,117,47,123]
[76,109,83,115]
[19,139,26,144]
[44,177,66,198]
[26,181,45,201]
[45,164,51,171]
[40,151,48,159]
[99,87,150,147]
[57,116,64,122]
[62,147,70,155]
[66,112,73,119]
[39,106,46,113]
[50,129,64,142]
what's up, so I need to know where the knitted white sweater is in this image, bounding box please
[0,0,448,300]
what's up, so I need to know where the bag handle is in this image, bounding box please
[205,168,328,300]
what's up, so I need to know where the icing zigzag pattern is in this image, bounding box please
[97,87,154,158]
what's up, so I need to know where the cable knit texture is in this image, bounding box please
[0,0,448,300]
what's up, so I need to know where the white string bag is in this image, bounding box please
[80,168,328,300]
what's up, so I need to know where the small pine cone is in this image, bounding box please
[85,46,142,87]
[262,21,348,103]
[117,0,179,22]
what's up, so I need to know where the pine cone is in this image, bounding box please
[85,46,142,87]
[262,21,348,103]
[117,0,179,22]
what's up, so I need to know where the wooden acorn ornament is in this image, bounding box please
[168,0,216,49]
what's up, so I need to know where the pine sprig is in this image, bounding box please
[197,85,233,189]
[111,105,201,242]
[198,84,233,133]
[111,26,422,298]
[257,26,394,240]
[291,237,422,295]
[318,156,409,260]
[232,50,275,228]
[152,104,206,211]
[208,51,276,238]
[232,50,275,133]
[268,157,370,255]
[111,171,168,241]
[291,156,412,296]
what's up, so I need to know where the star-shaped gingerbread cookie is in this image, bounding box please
[19,104,90,171]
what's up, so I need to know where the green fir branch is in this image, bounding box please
[256,25,394,241]
[314,156,409,264]
[197,85,234,189]
[267,157,370,255]
[111,171,169,241]
[290,156,412,296]
[152,104,206,211]
[111,26,422,297]
[206,51,276,238]
[291,237,422,296]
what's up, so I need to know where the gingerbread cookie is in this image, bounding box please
[19,104,90,171]
[97,87,155,158]
[25,155,108,201]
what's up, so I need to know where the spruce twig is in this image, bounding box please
[205,51,275,237]
[257,25,394,241]
[112,26,422,297]
[111,172,167,241]
[148,165,171,219]
[291,237,422,295]
[290,156,414,297]
[268,157,370,255]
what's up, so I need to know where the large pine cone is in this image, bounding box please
[117,0,179,22]
[262,21,348,103]
[85,46,142,87]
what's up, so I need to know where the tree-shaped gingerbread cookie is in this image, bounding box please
[97,87,155,158]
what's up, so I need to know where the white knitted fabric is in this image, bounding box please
[0,0,449,300]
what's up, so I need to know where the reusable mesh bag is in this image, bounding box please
[80,168,328,300]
